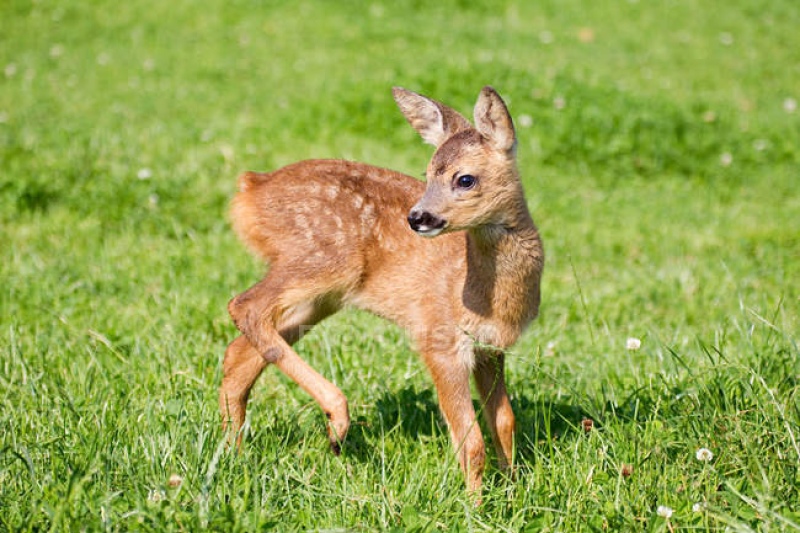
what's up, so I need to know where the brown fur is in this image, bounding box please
[221,87,544,494]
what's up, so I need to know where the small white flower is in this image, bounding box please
[137,168,153,180]
[656,505,673,519]
[147,488,165,503]
[692,502,705,513]
[50,44,64,58]
[518,114,533,128]
[784,98,797,114]
[4,63,17,78]
[553,96,566,110]
[625,337,641,351]
[696,447,714,462]
[544,340,557,357]
[719,152,733,167]
[753,139,769,152]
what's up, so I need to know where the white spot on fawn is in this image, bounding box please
[325,185,339,200]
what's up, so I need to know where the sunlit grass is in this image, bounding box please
[1,0,799,530]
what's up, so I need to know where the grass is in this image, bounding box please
[1,0,799,530]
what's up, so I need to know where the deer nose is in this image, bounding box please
[407,209,446,235]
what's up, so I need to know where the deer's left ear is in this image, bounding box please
[473,86,517,153]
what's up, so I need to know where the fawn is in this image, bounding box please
[221,86,544,493]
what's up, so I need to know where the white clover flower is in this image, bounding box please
[784,98,797,114]
[626,337,641,351]
[137,167,153,180]
[696,447,714,462]
[518,114,533,128]
[720,152,733,167]
[544,340,557,357]
[753,139,769,152]
[553,96,566,110]
[656,505,673,519]
[692,502,705,513]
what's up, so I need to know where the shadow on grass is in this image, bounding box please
[340,386,443,461]
[511,395,594,462]
[340,385,595,465]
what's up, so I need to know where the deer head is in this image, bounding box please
[393,86,524,237]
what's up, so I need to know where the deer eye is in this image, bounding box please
[455,174,477,189]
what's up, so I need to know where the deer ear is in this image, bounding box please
[393,87,472,147]
[473,86,517,153]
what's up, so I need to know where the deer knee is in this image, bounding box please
[228,295,282,358]
[227,294,252,332]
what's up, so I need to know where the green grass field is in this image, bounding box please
[2,0,799,530]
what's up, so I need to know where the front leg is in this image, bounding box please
[473,351,515,471]
[423,347,486,494]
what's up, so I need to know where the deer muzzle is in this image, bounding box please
[407,208,446,237]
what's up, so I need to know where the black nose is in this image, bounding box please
[407,209,445,232]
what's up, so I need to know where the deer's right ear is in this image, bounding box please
[474,86,516,153]
[393,87,471,147]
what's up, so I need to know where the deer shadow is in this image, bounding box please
[341,385,597,465]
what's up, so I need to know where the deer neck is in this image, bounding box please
[462,202,544,342]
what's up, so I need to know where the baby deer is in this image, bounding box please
[221,86,544,494]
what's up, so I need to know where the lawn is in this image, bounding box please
[1,0,799,530]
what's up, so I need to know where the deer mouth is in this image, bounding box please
[415,224,446,237]
[407,209,447,237]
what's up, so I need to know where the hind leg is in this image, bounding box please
[220,335,266,443]
[271,334,350,453]
[221,292,337,445]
